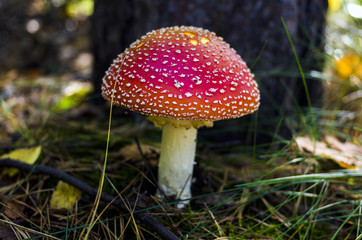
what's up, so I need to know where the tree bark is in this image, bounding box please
[91,0,328,144]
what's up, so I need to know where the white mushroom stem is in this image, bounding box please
[148,116,213,204]
[157,122,197,200]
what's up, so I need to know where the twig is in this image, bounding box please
[0,158,179,240]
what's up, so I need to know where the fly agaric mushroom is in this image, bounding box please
[102,26,260,202]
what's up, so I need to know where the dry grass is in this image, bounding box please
[0,1,361,239]
[0,78,360,239]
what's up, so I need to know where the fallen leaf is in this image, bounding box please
[120,143,158,161]
[50,181,81,210]
[4,200,26,219]
[325,135,362,156]
[295,135,362,170]
[1,146,42,176]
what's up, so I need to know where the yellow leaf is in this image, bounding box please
[335,54,362,80]
[328,0,342,12]
[50,181,82,210]
[1,146,42,176]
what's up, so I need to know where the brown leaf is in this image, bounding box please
[120,143,158,161]
[325,135,362,157]
[4,200,26,219]
[295,135,362,170]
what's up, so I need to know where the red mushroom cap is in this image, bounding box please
[102,26,260,121]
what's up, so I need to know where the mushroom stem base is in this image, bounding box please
[157,122,197,201]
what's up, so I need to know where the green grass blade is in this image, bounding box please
[331,202,362,240]
[281,17,316,139]
[236,171,362,188]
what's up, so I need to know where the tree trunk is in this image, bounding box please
[91,0,328,144]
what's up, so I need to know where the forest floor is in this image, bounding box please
[0,73,360,240]
[0,1,361,240]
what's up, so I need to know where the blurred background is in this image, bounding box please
[0,0,361,146]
